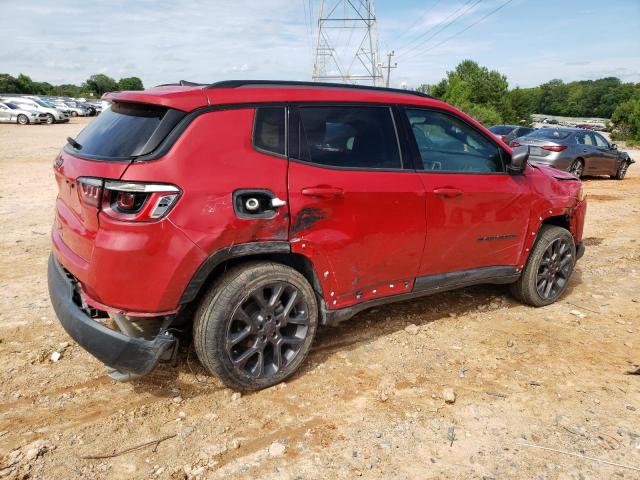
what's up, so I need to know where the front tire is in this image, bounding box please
[70,111,78,117]
[613,161,629,180]
[17,114,28,125]
[569,159,584,178]
[45,114,54,125]
[193,261,318,391]
[510,225,576,307]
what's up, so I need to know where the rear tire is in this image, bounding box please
[569,159,584,178]
[45,114,54,125]
[510,225,576,307]
[613,161,629,180]
[193,261,318,391]
[71,111,78,117]
[17,114,28,125]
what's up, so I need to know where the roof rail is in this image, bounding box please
[206,80,433,99]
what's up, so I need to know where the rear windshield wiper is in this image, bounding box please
[67,137,82,150]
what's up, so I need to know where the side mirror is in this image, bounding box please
[611,143,617,150]
[508,145,529,174]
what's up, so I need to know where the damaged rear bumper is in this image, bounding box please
[47,253,176,378]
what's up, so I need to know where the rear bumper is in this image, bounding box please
[47,253,176,376]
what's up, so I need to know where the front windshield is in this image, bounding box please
[34,99,52,108]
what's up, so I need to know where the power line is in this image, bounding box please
[402,0,515,62]
[385,0,441,47]
[398,0,482,56]
[395,0,482,60]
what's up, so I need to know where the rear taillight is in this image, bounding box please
[542,145,567,152]
[76,177,180,222]
[77,177,102,208]
[509,140,521,148]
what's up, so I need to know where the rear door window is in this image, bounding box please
[253,107,286,156]
[293,106,402,169]
[67,102,184,160]
[406,109,504,173]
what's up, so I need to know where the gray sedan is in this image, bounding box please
[513,128,634,180]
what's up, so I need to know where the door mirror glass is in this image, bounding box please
[611,143,618,150]
[508,145,529,174]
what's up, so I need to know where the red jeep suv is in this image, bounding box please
[48,80,587,390]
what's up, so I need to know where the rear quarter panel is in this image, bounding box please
[121,108,290,253]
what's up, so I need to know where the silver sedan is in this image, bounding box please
[512,128,634,180]
[0,102,47,125]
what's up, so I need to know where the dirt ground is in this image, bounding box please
[0,118,638,479]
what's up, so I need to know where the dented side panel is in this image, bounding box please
[288,161,426,309]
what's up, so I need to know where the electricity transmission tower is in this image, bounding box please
[312,0,384,86]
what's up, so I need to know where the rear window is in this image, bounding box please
[68,102,183,160]
[526,129,572,140]
[489,125,515,135]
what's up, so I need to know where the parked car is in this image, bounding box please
[48,80,587,390]
[0,102,47,124]
[54,100,88,117]
[511,128,634,179]
[0,97,68,124]
[77,102,97,116]
[489,125,535,144]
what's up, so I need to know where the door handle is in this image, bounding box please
[301,186,344,199]
[433,187,463,198]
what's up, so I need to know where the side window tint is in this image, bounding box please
[406,109,504,173]
[577,133,593,145]
[253,107,286,156]
[296,106,401,169]
[593,133,608,147]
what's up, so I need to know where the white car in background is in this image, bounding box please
[0,97,68,124]
[0,102,47,125]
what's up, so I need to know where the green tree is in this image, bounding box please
[610,93,640,143]
[83,74,118,97]
[118,76,144,91]
[0,74,19,93]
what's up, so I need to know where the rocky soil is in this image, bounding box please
[0,118,638,479]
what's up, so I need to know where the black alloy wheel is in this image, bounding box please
[227,282,310,379]
[535,237,573,300]
[193,261,318,390]
[570,159,584,178]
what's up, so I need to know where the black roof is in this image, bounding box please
[156,79,432,99]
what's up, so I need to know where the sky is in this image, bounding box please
[1,0,639,89]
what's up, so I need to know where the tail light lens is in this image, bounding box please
[77,177,102,208]
[542,145,567,152]
[76,177,180,222]
[509,140,521,148]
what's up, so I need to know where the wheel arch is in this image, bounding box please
[179,242,324,309]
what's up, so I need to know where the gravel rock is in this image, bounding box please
[404,324,419,335]
[172,396,183,404]
[442,388,456,404]
[50,351,61,362]
[231,392,242,402]
[268,441,286,457]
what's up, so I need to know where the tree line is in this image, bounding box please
[3,66,638,143]
[0,73,144,99]
[418,60,640,143]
